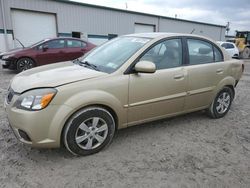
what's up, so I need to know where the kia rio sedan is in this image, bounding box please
[5,33,244,156]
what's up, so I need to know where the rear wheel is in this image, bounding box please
[207,87,233,118]
[63,107,116,156]
[16,57,35,72]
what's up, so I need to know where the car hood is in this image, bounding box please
[0,48,27,57]
[10,61,107,93]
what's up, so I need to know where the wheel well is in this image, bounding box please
[225,85,235,99]
[60,104,118,147]
[97,104,119,130]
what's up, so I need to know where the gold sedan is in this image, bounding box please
[5,33,244,156]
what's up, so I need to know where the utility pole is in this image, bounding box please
[226,22,230,35]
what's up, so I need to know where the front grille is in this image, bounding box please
[6,88,14,104]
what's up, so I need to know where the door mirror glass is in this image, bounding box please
[135,61,156,73]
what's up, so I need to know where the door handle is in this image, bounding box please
[174,74,184,80]
[216,69,224,74]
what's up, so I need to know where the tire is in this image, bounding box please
[16,57,35,72]
[207,87,234,119]
[63,107,116,156]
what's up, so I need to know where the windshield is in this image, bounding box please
[80,37,150,73]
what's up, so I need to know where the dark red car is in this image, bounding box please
[0,37,96,72]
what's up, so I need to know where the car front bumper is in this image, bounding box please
[1,58,17,69]
[5,93,73,148]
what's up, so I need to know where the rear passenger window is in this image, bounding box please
[67,40,82,48]
[187,39,213,65]
[81,42,87,48]
[214,47,223,62]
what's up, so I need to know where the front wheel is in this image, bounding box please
[16,57,35,72]
[63,107,116,156]
[207,87,234,119]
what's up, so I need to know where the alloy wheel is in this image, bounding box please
[75,117,108,150]
[215,92,231,114]
[17,58,34,71]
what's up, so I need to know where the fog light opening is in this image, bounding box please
[18,129,32,142]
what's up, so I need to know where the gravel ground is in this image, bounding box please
[0,60,250,188]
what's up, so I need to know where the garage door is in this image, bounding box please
[11,10,57,47]
[134,24,155,33]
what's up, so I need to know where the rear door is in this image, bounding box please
[65,39,87,61]
[128,38,187,125]
[36,39,66,65]
[185,38,226,111]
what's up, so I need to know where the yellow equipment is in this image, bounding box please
[235,31,250,59]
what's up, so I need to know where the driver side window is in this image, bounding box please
[140,39,182,70]
[38,39,65,50]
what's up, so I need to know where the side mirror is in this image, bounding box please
[134,61,156,74]
[42,44,49,51]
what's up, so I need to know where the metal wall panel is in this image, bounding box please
[0,0,3,28]
[1,0,225,41]
[159,18,225,40]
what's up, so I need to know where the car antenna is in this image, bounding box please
[190,29,195,34]
[14,38,25,48]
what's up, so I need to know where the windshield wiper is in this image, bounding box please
[73,59,100,71]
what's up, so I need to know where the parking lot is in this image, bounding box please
[0,60,250,188]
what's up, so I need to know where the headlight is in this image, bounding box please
[14,88,57,111]
[2,54,14,59]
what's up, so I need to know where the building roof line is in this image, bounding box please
[54,0,226,28]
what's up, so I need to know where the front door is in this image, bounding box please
[36,39,66,65]
[128,38,187,125]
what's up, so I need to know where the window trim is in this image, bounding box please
[124,36,185,74]
[185,37,224,66]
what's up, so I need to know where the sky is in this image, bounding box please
[70,0,250,35]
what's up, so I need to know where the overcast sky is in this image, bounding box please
[71,0,250,35]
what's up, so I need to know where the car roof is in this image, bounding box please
[217,41,235,45]
[125,32,213,40]
[44,37,88,41]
